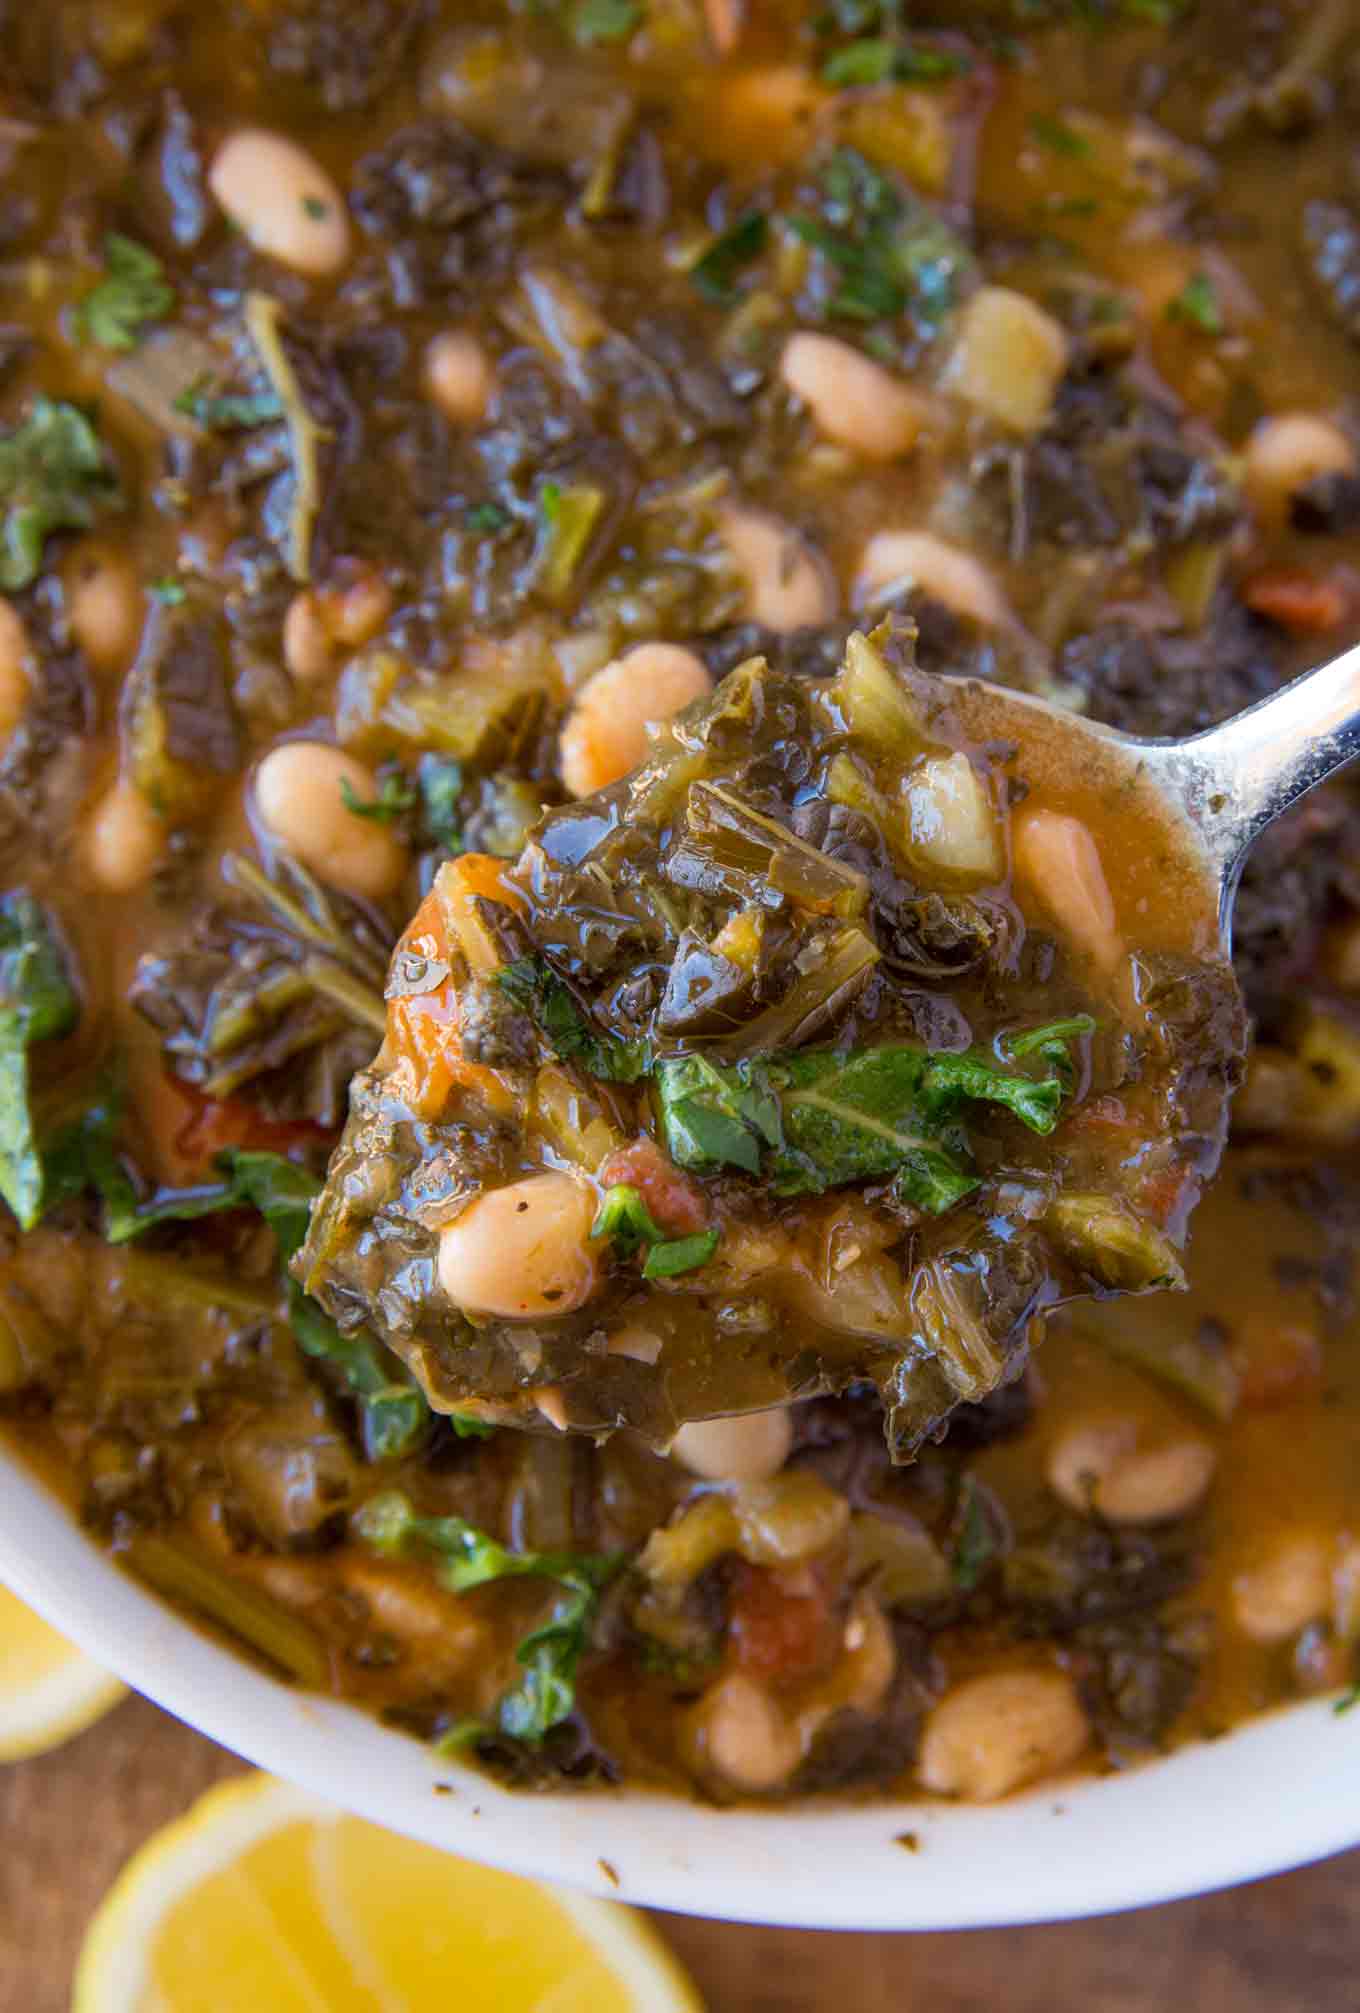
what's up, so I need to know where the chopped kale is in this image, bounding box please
[496,958,653,1082]
[689,213,769,304]
[0,894,79,1229]
[340,773,417,824]
[356,1491,623,1741]
[0,398,118,590]
[788,149,972,328]
[1165,273,1223,335]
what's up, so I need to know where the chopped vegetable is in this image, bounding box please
[0,894,79,1230]
[340,774,417,824]
[73,234,175,352]
[0,398,117,590]
[822,38,968,86]
[243,292,330,582]
[128,1533,328,1686]
[654,1036,1078,1201]
[789,149,972,329]
[355,1491,622,1741]
[570,0,640,42]
[689,214,769,304]
[1165,273,1223,335]
[532,480,605,604]
[173,377,285,430]
[496,958,653,1082]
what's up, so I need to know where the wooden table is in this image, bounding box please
[2,1690,1356,2012]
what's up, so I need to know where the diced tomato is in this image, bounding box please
[1243,568,1352,636]
[727,1560,840,1686]
[172,1091,331,1177]
[1062,1095,1132,1136]
[384,865,519,1122]
[597,1138,710,1236]
[1230,1314,1325,1410]
[1136,1165,1192,1229]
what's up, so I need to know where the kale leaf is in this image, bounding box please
[0,398,118,590]
[689,213,769,304]
[0,894,79,1230]
[107,1149,429,1460]
[356,1491,623,1741]
[655,1034,1083,1208]
[73,234,175,352]
[496,958,652,1082]
[789,149,972,329]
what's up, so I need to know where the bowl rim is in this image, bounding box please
[3,1447,1356,1931]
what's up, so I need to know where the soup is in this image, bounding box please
[1,0,1358,1807]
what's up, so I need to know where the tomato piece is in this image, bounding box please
[1230,1313,1325,1410]
[727,1560,840,1687]
[172,1093,330,1176]
[1243,568,1351,635]
[597,1138,710,1235]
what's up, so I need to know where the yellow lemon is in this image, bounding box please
[74,1771,704,2013]
[0,1580,126,1760]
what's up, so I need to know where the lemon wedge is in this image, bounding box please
[0,1579,126,1761]
[75,1771,704,2013]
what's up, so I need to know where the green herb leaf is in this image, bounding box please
[417,755,465,854]
[1029,113,1093,157]
[1165,272,1223,335]
[570,0,641,42]
[73,233,175,352]
[689,213,769,304]
[496,958,652,1082]
[356,1492,623,1741]
[591,1183,667,1255]
[642,1229,720,1278]
[1334,1683,1360,1716]
[788,149,972,328]
[466,501,510,534]
[339,773,417,824]
[148,576,187,606]
[822,37,968,85]
[917,1049,1066,1134]
[0,398,118,591]
[172,376,285,431]
[0,894,79,1229]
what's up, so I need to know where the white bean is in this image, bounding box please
[559,642,711,798]
[780,332,931,461]
[720,506,836,632]
[253,742,408,899]
[283,591,335,684]
[853,530,1008,629]
[918,1669,1089,1803]
[85,779,164,893]
[670,1405,793,1483]
[209,129,350,277]
[1243,413,1356,525]
[942,285,1070,434]
[425,330,496,426]
[686,1672,803,1793]
[0,596,32,748]
[1013,807,1122,975]
[1048,1419,1216,1525]
[1232,1532,1333,1645]
[64,544,144,674]
[437,1172,601,1320]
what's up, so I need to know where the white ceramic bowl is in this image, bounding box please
[3,1447,1357,1929]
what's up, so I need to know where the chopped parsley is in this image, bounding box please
[822,38,968,85]
[1029,113,1093,157]
[789,149,972,328]
[173,376,285,431]
[591,1184,719,1278]
[466,500,510,534]
[571,0,640,42]
[340,773,417,824]
[73,234,175,352]
[1165,272,1223,335]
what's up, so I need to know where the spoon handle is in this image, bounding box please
[1141,637,1360,939]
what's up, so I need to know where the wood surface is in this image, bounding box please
[1,1690,1356,2012]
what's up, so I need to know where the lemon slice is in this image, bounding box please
[0,1579,126,1761]
[75,1772,704,2013]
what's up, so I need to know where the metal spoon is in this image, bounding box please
[952,637,1360,950]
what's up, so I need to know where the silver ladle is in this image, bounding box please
[955,638,1360,949]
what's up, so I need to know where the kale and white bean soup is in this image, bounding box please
[3,0,1360,1810]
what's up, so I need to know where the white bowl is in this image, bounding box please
[3,1447,1357,1929]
